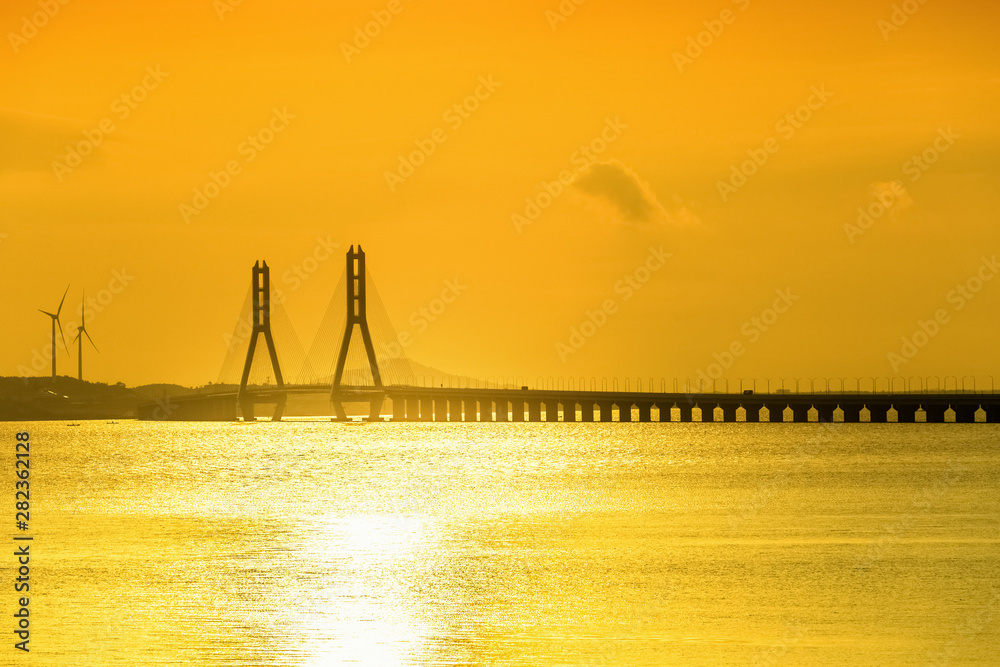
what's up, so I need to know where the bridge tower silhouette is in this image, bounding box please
[238,261,287,421]
[330,246,384,421]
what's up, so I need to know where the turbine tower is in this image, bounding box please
[38,285,70,379]
[74,291,99,381]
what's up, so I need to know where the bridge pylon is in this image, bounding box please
[330,246,384,421]
[238,261,287,421]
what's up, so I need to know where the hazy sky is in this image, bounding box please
[2,0,999,388]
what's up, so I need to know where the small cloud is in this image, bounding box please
[573,160,700,228]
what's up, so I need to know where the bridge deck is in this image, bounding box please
[137,385,1000,423]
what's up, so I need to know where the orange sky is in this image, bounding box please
[2,0,999,388]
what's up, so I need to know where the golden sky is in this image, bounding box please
[2,0,999,388]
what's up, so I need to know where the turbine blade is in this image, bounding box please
[56,317,69,353]
[84,329,99,353]
[39,309,55,317]
[56,285,69,317]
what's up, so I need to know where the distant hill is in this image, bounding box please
[0,376,144,421]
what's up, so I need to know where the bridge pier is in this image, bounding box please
[447,397,461,421]
[545,401,558,422]
[677,404,692,422]
[563,402,577,422]
[618,403,633,422]
[433,397,447,422]
[698,404,714,422]
[419,397,433,421]
[366,394,383,421]
[511,399,524,422]
[720,404,738,422]
[528,400,541,422]
[637,402,652,422]
[599,402,614,422]
[743,404,761,422]
[791,405,810,423]
[392,396,406,422]
[496,399,509,422]
[766,404,786,423]
[581,402,595,422]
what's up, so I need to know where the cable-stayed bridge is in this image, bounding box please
[138,247,1000,424]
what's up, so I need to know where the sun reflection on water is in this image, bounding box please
[291,514,442,666]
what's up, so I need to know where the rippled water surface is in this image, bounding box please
[5,421,999,665]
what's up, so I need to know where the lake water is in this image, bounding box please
[5,421,999,665]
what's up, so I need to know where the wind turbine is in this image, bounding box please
[74,291,99,381]
[39,285,70,379]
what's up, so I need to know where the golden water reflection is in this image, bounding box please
[9,421,1000,665]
